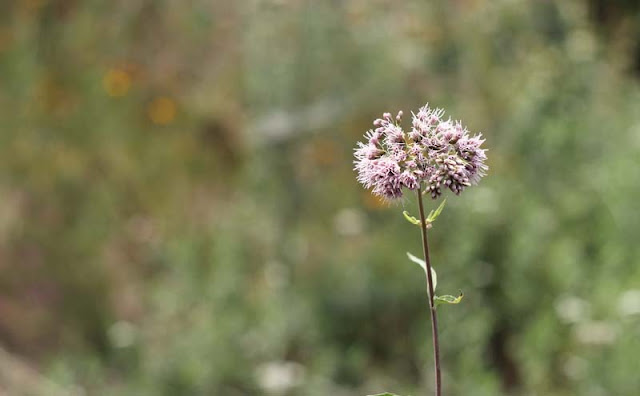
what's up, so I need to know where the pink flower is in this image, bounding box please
[354,104,488,200]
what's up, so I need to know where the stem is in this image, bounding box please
[417,187,441,396]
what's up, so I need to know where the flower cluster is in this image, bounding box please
[354,104,487,200]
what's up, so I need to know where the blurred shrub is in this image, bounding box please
[1,1,639,395]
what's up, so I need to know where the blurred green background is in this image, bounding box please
[1,0,640,395]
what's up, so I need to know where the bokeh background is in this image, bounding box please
[1,0,640,395]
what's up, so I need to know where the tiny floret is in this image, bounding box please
[354,104,487,200]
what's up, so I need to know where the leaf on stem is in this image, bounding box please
[367,393,404,396]
[426,198,447,223]
[406,252,437,292]
[402,211,421,225]
[434,291,464,307]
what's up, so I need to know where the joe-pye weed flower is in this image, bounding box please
[354,104,487,200]
[354,104,488,396]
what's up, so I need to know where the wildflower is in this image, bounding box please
[354,104,487,199]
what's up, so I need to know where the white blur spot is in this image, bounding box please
[334,208,365,237]
[567,30,596,62]
[563,356,587,380]
[108,321,137,349]
[470,187,498,215]
[256,361,305,394]
[574,321,617,345]
[555,295,590,324]
[617,289,640,316]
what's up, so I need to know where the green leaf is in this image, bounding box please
[434,291,464,307]
[367,393,404,396]
[402,211,421,225]
[406,252,437,292]
[426,198,447,223]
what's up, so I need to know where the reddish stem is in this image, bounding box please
[417,187,441,396]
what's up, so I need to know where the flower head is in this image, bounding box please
[354,104,488,200]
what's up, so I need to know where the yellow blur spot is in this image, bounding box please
[103,69,131,97]
[363,192,388,210]
[22,0,48,12]
[0,28,11,54]
[311,139,340,166]
[148,97,177,125]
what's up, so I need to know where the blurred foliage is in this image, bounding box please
[1,0,640,395]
